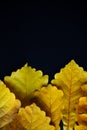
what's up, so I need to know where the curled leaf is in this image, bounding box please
[0,80,21,128]
[51,60,87,129]
[34,84,64,129]
[4,63,48,106]
[17,103,55,130]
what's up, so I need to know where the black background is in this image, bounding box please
[0,2,87,81]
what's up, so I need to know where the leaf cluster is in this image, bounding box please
[0,60,87,130]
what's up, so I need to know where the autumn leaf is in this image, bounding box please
[16,103,55,130]
[51,60,87,130]
[75,81,87,130]
[34,84,64,129]
[4,63,48,106]
[0,80,21,128]
[1,103,55,130]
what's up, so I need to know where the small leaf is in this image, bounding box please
[51,60,87,129]
[4,63,48,106]
[17,103,55,130]
[34,84,64,129]
[0,80,21,128]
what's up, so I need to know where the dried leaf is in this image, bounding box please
[0,80,21,128]
[51,60,87,129]
[17,103,55,130]
[4,63,48,106]
[34,84,64,129]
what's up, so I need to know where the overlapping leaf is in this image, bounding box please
[51,60,87,130]
[0,80,21,128]
[17,103,55,130]
[76,97,87,125]
[1,103,55,130]
[75,79,87,130]
[4,63,48,106]
[34,84,64,129]
[1,59,87,130]
[75,96,87,130]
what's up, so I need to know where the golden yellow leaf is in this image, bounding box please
[17,103,55,130]
[4,63,48,106]
[0,80,21,128]
[34,84,64,129]
[51,60,87,130]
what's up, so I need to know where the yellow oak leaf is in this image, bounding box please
[4,63,48,106]
[51,60,87,130]
[0,80,21,128]
[17,103,55,130]
[34,84,64,129]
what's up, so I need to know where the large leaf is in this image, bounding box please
[1,103,55,130]
[0,80,21,128]
[51,60,87,130]
[34,84,64,129]
[17,103,55,130]
[4,63,48,106]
